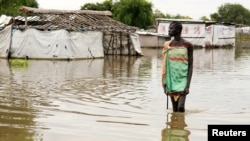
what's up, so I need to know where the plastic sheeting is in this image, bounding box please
[236,26,250,34]
[0,15,12,29]
[158,22,206,47]
[205,25,235,46]
[157,22,235,47]
[10,28,104,59]
[130,33,143,55]
[0,25,12,58]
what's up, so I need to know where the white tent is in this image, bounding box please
[205,24,235,46]
[236,26,250,34]
[0,25,12,58]
[0,26,142,59]
[0,7,142,60]
[0,15,12,30]
[9,28,104,59]
[157,19,206,47]
[156,18,235,47]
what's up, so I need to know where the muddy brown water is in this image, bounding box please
[0,47,250,141]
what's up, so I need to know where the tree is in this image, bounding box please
[81,0,154,29]
[112,0,154,29]
[165,13,192,19]
[81,0,198,29]
[153,9,166,19]
[210,3,250,25]
[80,0,112,11]
[0,0,38,16]
[199,16,210,21]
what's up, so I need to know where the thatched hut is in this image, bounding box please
[0,6,142,59]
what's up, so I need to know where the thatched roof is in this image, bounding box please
[14,6,137,32]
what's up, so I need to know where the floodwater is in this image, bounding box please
[0,47,250,141]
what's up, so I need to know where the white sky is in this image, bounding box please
[36,0,250,20]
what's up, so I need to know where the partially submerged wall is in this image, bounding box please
[9,28,104,59]
[0,25,12,58]
[0,26,105,60]
[0,26,143,59]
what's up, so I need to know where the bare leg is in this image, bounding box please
[170,95,186,112]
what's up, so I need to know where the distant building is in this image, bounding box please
[156,18,235,47]
[137,18,235,48]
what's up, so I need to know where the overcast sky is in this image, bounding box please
[36,0,250,19]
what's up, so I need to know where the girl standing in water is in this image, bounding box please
[162,21,193,112]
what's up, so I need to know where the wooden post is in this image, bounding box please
[119,32,122,55]
[24,11,28,29]
[112,32,115,55]
[114,32,118,56]
[127,32,131,55]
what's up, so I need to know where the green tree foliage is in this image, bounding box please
[112,0,154,29]
[81,0,154,29]
[165,13,192,19]
[210,3,250,25]
[0,0,38,16]
[80,0,112,11]
[153,9,166,19]
[80,0,197,29]
[199,16,210,21]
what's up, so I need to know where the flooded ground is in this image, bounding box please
[0,47,250,141]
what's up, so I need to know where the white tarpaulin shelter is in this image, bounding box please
[157,22,206,47]
[0,7,142,59]
[10,28,104,59]
[130,33,143,55]
[236,26,250,34]
[0,15,12,30]
[205,24,235,46]
[0,25,142,59]
[0,25,12,58]
[156,18,235,47]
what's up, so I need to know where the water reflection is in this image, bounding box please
[161,113,190,141]
[0,60,42,141]
[235,46,250,58]
[189,47,250,114]
[193,47,235,70]
[0,56,151,141]
[0,47,250,141]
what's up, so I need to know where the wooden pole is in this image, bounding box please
[25,11,28,29]
[120,32,122,55]
[127,32,131,55]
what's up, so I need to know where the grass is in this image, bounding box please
[9,59,29,70]
[236,33,250,41]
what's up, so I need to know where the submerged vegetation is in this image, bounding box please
[236,33,250,41]
[9,59,29,70]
